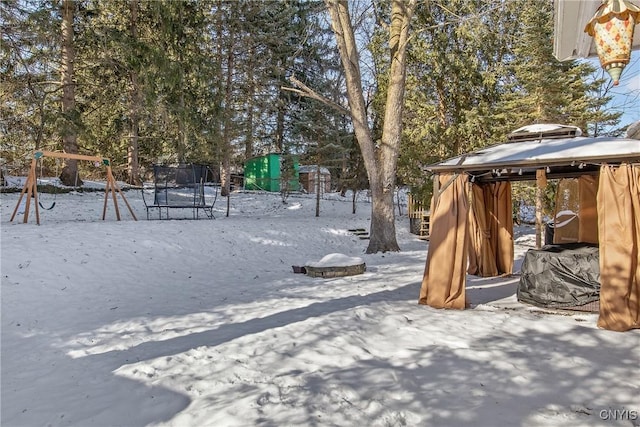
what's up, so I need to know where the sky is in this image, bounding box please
[1,179,638,427]
[595,55,640,129]
[552,0,640,132]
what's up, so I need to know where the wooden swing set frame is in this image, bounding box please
[10,151,137,225]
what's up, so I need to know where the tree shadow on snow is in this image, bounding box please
[88,281,421,366]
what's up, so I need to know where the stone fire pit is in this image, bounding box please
[305,253,366,278]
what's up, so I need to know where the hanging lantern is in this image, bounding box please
[584,0,640,85]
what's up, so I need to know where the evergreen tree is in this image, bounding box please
[58,0,82,185]
[397,0,515,199]
[397,0,620,205]
[496,0,620,136]
[1,0,59,168]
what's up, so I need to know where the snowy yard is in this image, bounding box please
[1,186,638,426]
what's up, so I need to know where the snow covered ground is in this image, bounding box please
[1,182,638,427]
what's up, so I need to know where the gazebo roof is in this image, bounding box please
[425,124,640,182]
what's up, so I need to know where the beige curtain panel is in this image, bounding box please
[467,182,514,277]
[554,178,580,244]
[554,177,599,245]
[578,175,598,244]
[468,183,498,276]
[492,182,514,275]
[597,164,640,332]
[419,174,469,309]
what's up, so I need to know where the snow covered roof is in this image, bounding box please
[426,125,640,181]
[299,165,331,175]
[506,123,582,141]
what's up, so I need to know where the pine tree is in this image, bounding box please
[496,0,620,136]
[397,0,515,198]
[58,0,83,186]
[397,0,620,204]
[1,0,59,166]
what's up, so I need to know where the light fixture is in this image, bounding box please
[579,162,585,169]
[518,169,523,175]
[546,166,551,173]
[584,0,640,86]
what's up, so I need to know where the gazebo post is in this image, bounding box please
[431,173,440,214]
[535,169,547,249]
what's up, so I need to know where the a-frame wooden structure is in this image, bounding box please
[10,151,137,225]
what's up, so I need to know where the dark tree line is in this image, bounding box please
[2,0,349,188]
[2,0,621,252]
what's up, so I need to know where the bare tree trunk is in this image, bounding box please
[315,164,321,217]
[220,21,235,198]
[325,0,415,253]
[59,0,82,186]
[275,59,286,153]
[169,4,188,164]
[275,99,285,153]
[245,45,255,159]
[177,63,186,163]
[352,189,357,214]
[127,0,141,185]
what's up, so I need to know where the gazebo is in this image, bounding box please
[419,124,640,332]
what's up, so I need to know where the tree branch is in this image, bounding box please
[281,75,351,116]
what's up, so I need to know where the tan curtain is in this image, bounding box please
[554,176,599,244]
[597,164,640,331]
[578,175,599,244]
[467,182,513,276]
[492,181,514,274]
[553,178,580,244]
[419,174,469,309]
[468,183,498,276]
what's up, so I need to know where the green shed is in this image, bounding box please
[244,153,300,192]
